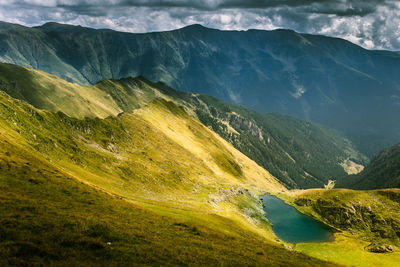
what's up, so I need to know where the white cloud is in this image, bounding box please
[219,14,231,24]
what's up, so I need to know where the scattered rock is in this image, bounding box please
[229,114,264,141]
[369,245,393,253]
[294,198,312,206]
[283,244,293,250]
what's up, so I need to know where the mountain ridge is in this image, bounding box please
[0,62,367,189]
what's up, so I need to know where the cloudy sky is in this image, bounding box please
[1,0,399,50]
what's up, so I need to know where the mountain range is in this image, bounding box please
[0,21,399,155]
[1,21,400,266]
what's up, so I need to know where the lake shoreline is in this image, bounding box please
[261,193,334,244]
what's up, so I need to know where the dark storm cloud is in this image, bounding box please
[13,0,387,16]
[1,0,400,50]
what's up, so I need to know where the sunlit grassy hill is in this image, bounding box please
[0,62,367,189]
[0,63,122,118]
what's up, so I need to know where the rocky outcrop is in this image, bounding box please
[207,186,247,204]
[193,100,266,142]
[229,114,264,141]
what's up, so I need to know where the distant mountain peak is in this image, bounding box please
[0,21,29,30]
[38,21,77,28]
[179,24,215,32]
[35,22,95,32]
[183,24,207,29]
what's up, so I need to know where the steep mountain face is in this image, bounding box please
[0,62,367,188]
[0,21,399,155]
[339,143,400,189]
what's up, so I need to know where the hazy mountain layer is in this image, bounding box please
[0,21,399,154]
[0,62,367,188]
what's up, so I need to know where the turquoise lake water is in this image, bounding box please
[262,194,333,244]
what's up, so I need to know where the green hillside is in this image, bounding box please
[0,135,303,266]
[281,189,400,266]
[0,63,121,118]
[1,61,400,266]
[0,87,342,265]
[184,94,367,189]
[0,62,367,189]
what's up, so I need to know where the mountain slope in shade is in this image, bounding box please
[0,21,399,154]
[339,143,400,189]
[181,92,367,189]
[0,62,367,188]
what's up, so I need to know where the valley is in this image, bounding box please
[0,65,336,266]
[0,61,400,266]
[339,143,400,189]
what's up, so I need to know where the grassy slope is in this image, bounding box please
[0,132,335,266]
[0,134,331,266]
[2,62,395,265]
[279,189,400,266]
[0,90,339,265]
[0,63,122,118]
[0,62,367,189]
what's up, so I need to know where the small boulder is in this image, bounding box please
[369,245,393,253]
